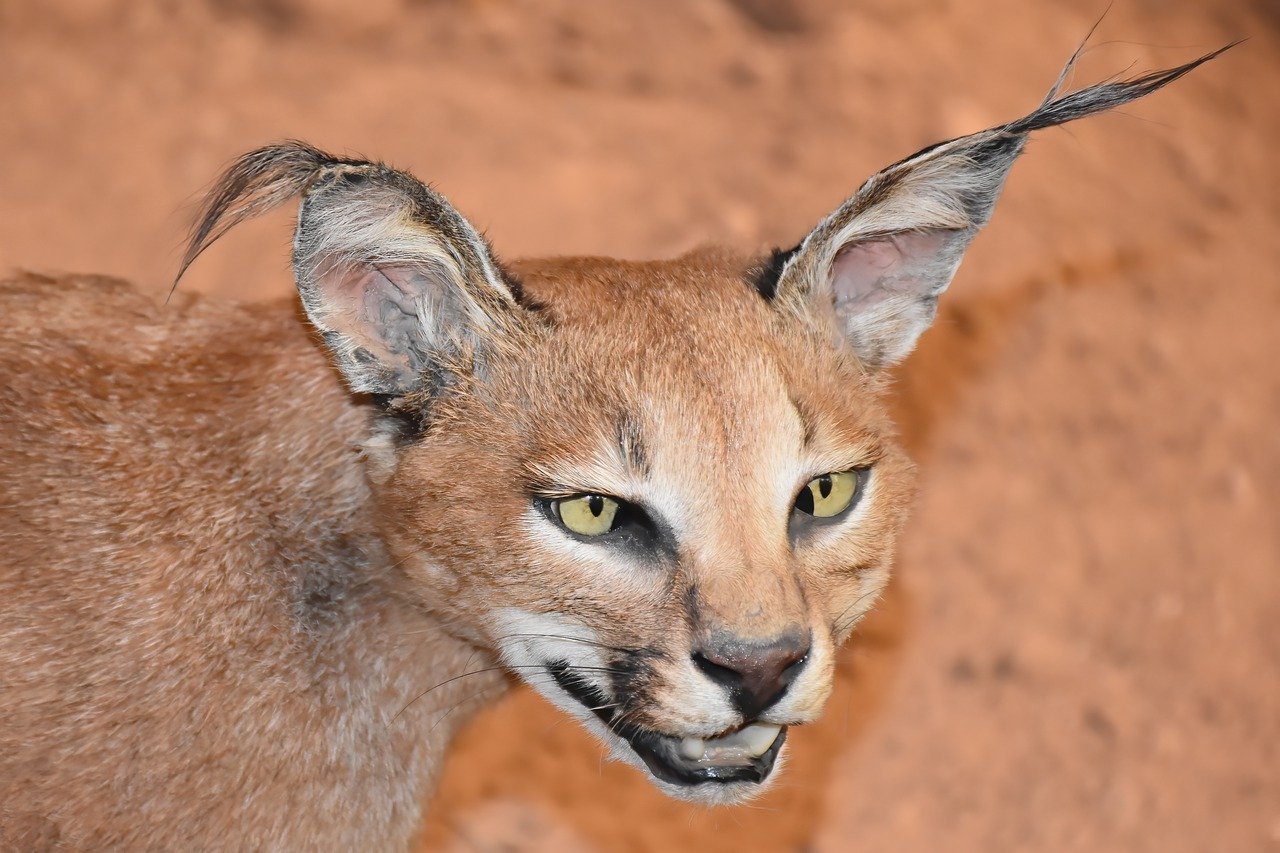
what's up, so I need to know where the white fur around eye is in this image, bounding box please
[520,509,663,602]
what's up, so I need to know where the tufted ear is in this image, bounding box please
[179,142,520,396]
[771,45,1231,369]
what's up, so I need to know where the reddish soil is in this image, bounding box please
[2,1,1276,850]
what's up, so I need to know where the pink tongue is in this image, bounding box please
[702,748,754,767]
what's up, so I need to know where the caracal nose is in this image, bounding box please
[691,632,811,720]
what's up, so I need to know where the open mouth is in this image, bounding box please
[548,661,788,786]
[627,721,787,785]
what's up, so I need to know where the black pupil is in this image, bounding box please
[818,475,832,499]
[587,495,604,517]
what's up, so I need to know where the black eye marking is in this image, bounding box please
[794,483,815,515]
[532,491,680,561]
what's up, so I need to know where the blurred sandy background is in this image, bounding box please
[2,0,1276,850]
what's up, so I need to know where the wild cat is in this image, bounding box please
[0,42,1226,849]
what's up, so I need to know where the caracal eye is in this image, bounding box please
[555,494,621,536]
[795,470,859,518]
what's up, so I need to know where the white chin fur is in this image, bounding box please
[653,771,784,806]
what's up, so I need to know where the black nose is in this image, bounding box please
[691,633,811,720]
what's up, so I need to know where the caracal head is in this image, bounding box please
[181,47,1222,803]
[383,248,914,803]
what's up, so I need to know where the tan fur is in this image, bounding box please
[0,251,910,846]
[0,45,1220,848]
[0,274,503,848]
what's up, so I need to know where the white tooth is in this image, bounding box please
[678,736,706,760]
[699,723,783,764]
[735,723,782,757]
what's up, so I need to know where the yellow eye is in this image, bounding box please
[795,470,860,518]
[555,494,621,537]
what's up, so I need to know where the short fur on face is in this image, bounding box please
[377,250,916,801]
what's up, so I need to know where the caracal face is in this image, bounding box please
[381,254,913,801]
[179,45,1219,803]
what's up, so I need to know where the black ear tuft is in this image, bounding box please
[176,142,354,291]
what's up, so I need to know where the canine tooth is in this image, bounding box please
[733,723,782,757]
[698,723,782,763]
[678,736,706,760]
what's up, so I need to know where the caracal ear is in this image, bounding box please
[179,142,519,396]
[772,43,1232,369]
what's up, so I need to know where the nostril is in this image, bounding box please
[691,650,742,688]
[779,647,810,685]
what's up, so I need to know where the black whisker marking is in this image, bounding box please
[391,662,626,724]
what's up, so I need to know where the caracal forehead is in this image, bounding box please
[507,252,885,530]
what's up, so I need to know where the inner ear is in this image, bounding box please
[819,229,967,366]
[314,260,460,391]
[829,230,957,312]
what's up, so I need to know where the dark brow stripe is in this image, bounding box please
[616,413,649,475]
[789,393,816,447]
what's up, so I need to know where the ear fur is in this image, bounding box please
[178,142,519,396]
[773,42,1234,369]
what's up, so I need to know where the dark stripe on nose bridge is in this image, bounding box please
[682,581,701,626]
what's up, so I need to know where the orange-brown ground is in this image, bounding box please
[2,1,1276,850]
